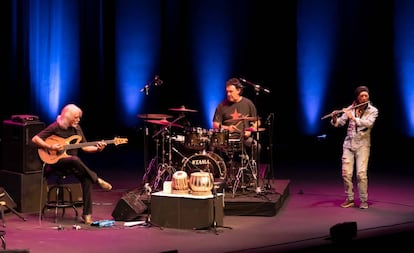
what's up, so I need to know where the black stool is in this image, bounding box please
[41,171,79,223]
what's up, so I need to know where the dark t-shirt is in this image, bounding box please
[213,97,257,139]
[35,121,87,156]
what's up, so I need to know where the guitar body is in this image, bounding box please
[38,135,82,164]
[38,134,128,164]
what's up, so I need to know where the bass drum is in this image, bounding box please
[181,152,226,180]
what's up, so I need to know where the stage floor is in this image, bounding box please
[1,148,414,253]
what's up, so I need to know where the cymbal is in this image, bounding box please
[245,127,266,132]
[224,116,261,123]
[168,105,198,113]
[137,114,172,119]
[145,119,183,128]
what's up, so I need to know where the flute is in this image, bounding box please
[321,101,370,120]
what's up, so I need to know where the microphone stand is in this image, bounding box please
[264,113,274,191]
[139,185,162,230]
[194,185,232,234]
[240,78,271,194]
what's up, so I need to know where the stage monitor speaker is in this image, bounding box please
[2,119,45,173]
[330,221,357,242]
[0,187,17,209]
[112,189,147,221]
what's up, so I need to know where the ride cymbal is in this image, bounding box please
[137,114,172,119]
[145,119,183,128]
[168,105,198,113]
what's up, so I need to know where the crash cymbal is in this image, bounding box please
[137,114,173,119]
[168,105,198,113]
[245,127,266,132]
[224,116,261,123]
[145,119,183,128]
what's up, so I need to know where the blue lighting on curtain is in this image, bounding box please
[394,0,414,137]
[297,0,337,135]
[115,1,162,127]
[30,0,79,122]
[189,1,246,129]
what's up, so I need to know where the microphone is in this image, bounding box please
[139,75,163,94]
[239,78,270,94]
[153,75,163,86]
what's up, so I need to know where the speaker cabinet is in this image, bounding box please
[112,190,147,221]
[2,120,45,173]
[0,170,47,213]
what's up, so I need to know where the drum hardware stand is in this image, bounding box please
[240,77,271,193]
[194,184,232,234]
[138,184,163,230]
[230,122,259,197]
[264,113,275,191]
[153,127,176,191]
[231,151,258,198]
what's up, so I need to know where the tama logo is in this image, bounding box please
[191,159,211,165]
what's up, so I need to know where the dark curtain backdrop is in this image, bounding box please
[0,0,410,169]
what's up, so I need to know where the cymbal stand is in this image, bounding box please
[142,137,159,186]
[231,123,258,197]
[153,127,176,191]
[151,115,185,191]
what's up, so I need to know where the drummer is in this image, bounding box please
[212,77,261,162]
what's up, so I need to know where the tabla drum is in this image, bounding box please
[181,151,226,179]
[189,172,214,196]
[171,171,189,194]
[209,129,229,150]
[184,127,209,150]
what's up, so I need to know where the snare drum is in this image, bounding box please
[209,129,229,149]
[171,171,189,194]
[189,172,214,195]
[185,127,209,150]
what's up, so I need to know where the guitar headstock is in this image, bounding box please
[113,137,128,146]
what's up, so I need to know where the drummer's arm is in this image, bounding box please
[212,121,221,129]
[213,121,237,133]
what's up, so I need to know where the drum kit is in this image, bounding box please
[139,105,266,197]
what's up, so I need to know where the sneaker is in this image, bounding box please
[340,198,354,208]
[98,178,112,191]
[359,202,369,209]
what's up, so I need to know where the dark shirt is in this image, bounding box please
[35,121,87,156]
[213,97,257,139]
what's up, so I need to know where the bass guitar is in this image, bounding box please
[38,134,128,164]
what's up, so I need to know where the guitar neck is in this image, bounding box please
[64,140,116,150]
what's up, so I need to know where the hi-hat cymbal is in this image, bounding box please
[145,119,183,128]
[168,105,198,113]
[137,114,172,119]
[224,116,261,123]
[245,127,266,132]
